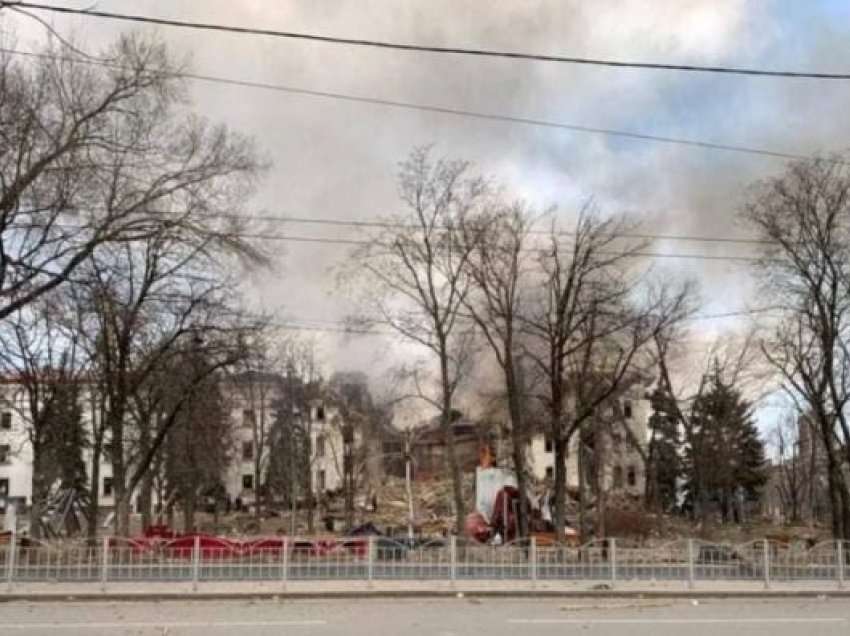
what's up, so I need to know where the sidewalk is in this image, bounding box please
[3,579,849,601]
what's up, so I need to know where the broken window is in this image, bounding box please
[0,411,11,430]
[316,405,325,421]
[627,465,637,487]
[242,474,254,490]
[242,441,254,462]
[103,477,113,497]
[317,469,326,491]
[316,435,326,458]
[613,465,624,489]
[545,466,554,480]
[242,409,255,427]
[623,400,633,419]
[0,444,10,464]
[544,435,553,453]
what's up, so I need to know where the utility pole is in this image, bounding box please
[405,430,415,544]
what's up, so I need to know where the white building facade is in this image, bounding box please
[1,376,355,520]
[527,391,651,497]
[0,382,117,514]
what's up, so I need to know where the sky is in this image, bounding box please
[3,1,850,426]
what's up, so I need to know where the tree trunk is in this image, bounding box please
[304,445,315,534]
[439,350,465,534]
[595,428,606,540]
[115,494,131,537]
[505,362,529,537]
[254,457,262,519]
[87,446,101,544]
[552,435,568,542]
[109,410,131,536]
[183,493,196,533]
[818,416,849,540]
[578,427,586,540]
[138,420,153,531]
[139,471,153,531]
[29,446,47,540]
[344,447,354,532]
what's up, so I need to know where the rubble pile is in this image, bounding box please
[361,475,475,535]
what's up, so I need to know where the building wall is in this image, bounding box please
[220,375,289,506]
[527,392,650,496]
[311,402,354,494]
[0,400,33,507]
[528,434,580,487]
[0,387,117,512]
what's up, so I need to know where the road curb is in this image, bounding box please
[3,589,850,602]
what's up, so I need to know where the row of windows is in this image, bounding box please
[1,472,333,499]
[239,435,326,463]
[542,399,635,454]
[240,405,326,427]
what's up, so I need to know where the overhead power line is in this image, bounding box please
[0,48,825,165]
[4,2,850,79]
[38,210,767,262]
[230,213,772,246]
[230,231,763,262]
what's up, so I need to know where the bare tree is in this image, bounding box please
[344,147,487,532]
[772,413,809,524]
[327,371,388,529]
[0,35,263,322]
[74,231,258,536]
[162,355,233,533]
[462,201,536,536]
[743,155,850,540]
[523,204,693,541]
[265,335,323,532]
[0,293,89,538]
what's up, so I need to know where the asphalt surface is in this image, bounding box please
[0,598,849,635]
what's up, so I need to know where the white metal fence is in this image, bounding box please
[2,534,847,591]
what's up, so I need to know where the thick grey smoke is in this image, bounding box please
[5,1,850,405]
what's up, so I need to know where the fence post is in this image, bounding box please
[367,535,374,587]
[838,540,845,591]
[687,539,695,590]
[100,536,109,593]
[610,538,617,587]
[762,539,770,590]
[530,537,537,589]
[5,528,16,593]
[281,538,288,591]
[191,535,200,592]
[449,535,457,586]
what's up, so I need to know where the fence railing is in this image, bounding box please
[2,534,848,591]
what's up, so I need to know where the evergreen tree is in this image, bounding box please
[683,364,767,523]
[266,398,310,508]
[162,357,232,532]
[42,380,88,492]
[646,388,681,512]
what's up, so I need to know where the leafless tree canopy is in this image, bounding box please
[0,34,265,322]
[520,204,695,540]
[344,146,490,532]
[745,155,850,540]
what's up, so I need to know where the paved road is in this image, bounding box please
[0,597,848,635]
